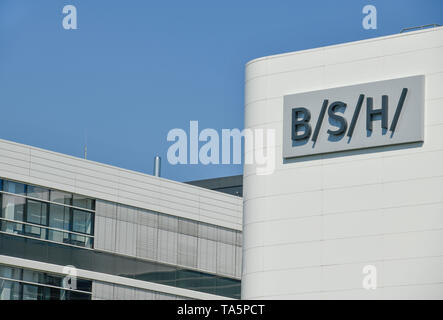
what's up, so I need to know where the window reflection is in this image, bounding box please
[27,186,49,201]
[72,209,92,235]
[0,265,92,300]
[3,181,26,195]
[50,190,72,206]
[0,234,241,299]
[0,178,95,249]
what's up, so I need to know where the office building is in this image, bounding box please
[0,139,242,300]
[242,26,443,299]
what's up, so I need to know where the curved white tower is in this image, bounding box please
[242,27,443,299]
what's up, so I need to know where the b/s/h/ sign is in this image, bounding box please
[283,76,424,159]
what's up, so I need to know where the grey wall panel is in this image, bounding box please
[198,223,219,242]
[113,284,135,300]
[134,288,154,300]
[115,220,137,256]
[96,200,117,219]
[197,238,217,273]
[95,216,116,252]
[178,234,198,268]
[92,281,114,300]
[236,232,242,248]
[218,227,238,246]
[94,281,188,300]
[154,292,177,300]
[157,230,178,265]
[136,225,158,260]
[217,243,236,277]
[94,199,242,281]
[94,215,105,250]
[158,214,179,233]
[117,204,138,224]
[179,219,199,237]
[138,209,158,228]
[235,246,242,278]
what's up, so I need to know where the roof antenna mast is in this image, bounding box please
[84,129,88,160]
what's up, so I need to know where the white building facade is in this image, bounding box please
[0,138,242,300]
[242,27,443,299]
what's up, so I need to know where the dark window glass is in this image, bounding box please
[1,194,25,223]
[72,195,95,210]
[0,233,240,298]
[3,181,26,195]
[23,224,46,240]
[22,284,38,300]
[64,291,91,300]
[43,274,62,288]
[0,265,22,280]
[40,286,60,300]
[72,209,92,235]
[27,185,49,201]
[215,277,241,298]
[76,279,92,292]
[0,279,21,300]
[48,204,71,244]
[69,233,92,248]
[48,204,70,231]
[0,263,92,300]
[26,200,47,226]
[50,191,72,206]
[47,229,70,245]
[22,269,39,283]
[0,220,22,235]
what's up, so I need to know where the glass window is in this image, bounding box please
[43,274,62,288]
[48,204,70,231]
[72,209,92,235]
[22,269,39,284]
[50,190,72,206]
[27,185,49,201]
[0,264,92,300]
[72,195,95,210]
[24,224,46,239]
[47,229,70,244]
[0,265,22,280]
[65,291,91,300]
[3,180,26,195]
[76,279,92,292]
[22,284,38,300]
[70,233,91,247]
[40,286,60,300]
[48,204,70,243]
[26,200,47,226]
[0,279,21,300]
[1,194,25,222]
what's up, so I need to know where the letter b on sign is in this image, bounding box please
[292,107,312,141]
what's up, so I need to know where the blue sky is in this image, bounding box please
[0,0,442,181]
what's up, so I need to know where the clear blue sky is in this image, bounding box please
[0,0,441,181]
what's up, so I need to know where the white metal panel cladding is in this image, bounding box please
[244,26,443,299]
[94,199,242,280]
[283,75,425,158]
[0,138,242,230]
